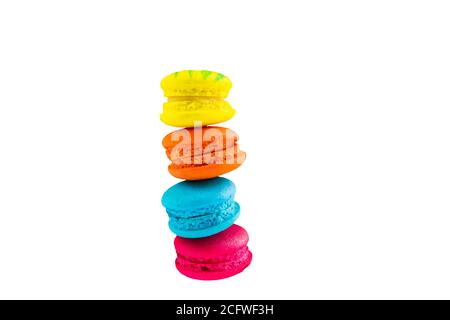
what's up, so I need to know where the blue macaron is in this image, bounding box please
[161,177,240,238]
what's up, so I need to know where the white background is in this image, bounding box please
[1,1,449,299]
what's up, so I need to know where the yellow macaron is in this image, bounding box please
[160,70,235,127]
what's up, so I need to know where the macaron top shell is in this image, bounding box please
[160,70,232,98]
[161,177,236,211]
[162,126,238,152]
[174,224,249,260]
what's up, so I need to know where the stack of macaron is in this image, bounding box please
[160,70,252,280]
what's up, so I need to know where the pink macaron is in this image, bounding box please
[174,224,252,280]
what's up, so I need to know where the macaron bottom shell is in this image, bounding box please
[168,158,245,180]
[168,202,240,238]
[160,108,235,128]
[175,250,252,281]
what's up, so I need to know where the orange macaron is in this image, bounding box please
[162,126,246,180]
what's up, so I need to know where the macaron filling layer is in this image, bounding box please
[167,200,239,232]
[170,148,243,167]
[163,99,233,112]
[168,96,225,102]
[176,247,251,273]
[163,86,230,98]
